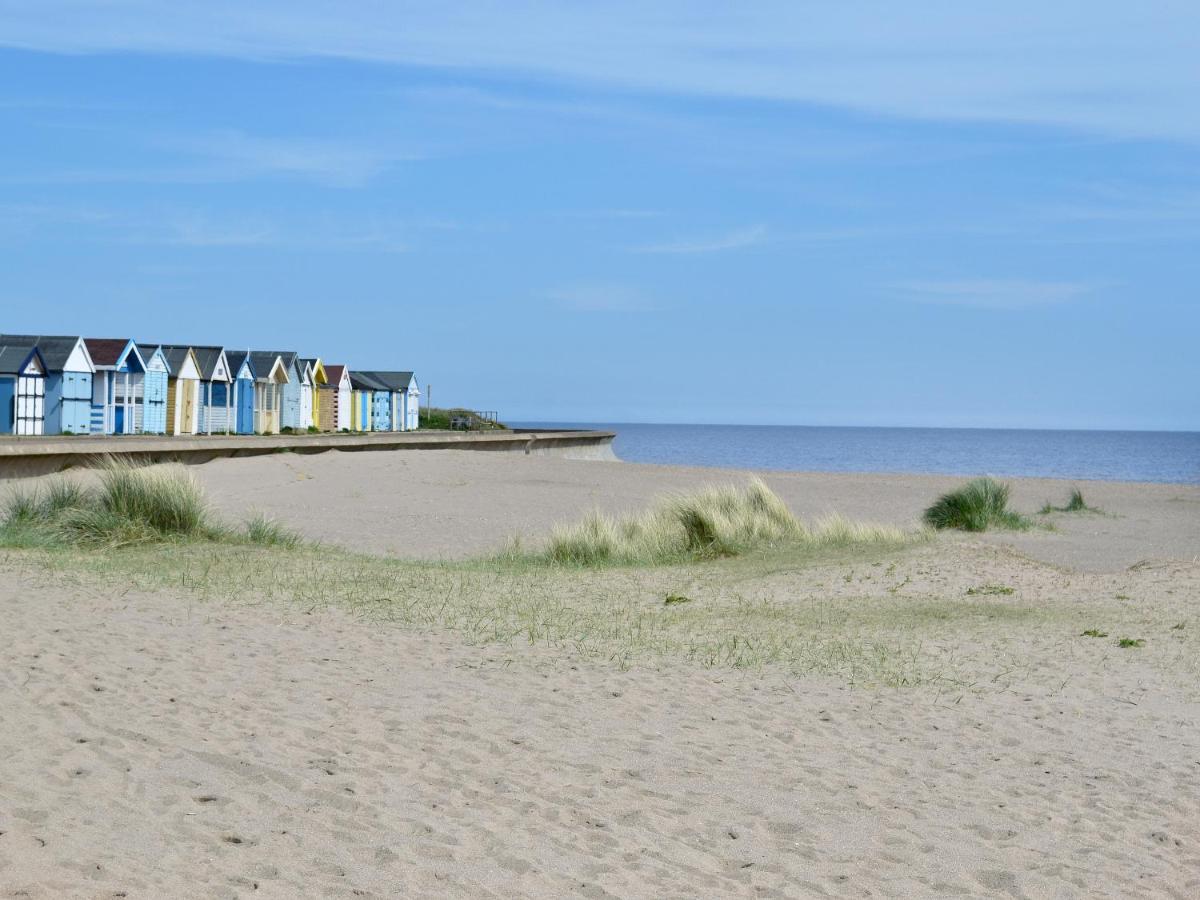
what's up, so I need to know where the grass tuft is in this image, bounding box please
[243,513,302,548]
[1,464,223,548]
[923,477,1031,532]
[509,478,912,567]
[1040,487,1100,515]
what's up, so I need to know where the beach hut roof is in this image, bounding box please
[349,371,389,391]
[84,338,133,368]
[0,342,44,376]
[158,344,227,381]
[355,370,416,391]
[135,343,170,374]
[324,364,346,383]
[248,351,290,383]
[0,334,94,372]
[224,351,257,380]
[258,350,298,371]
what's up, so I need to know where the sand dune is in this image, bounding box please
[1,451,1198,897]
[186,450,1198,571]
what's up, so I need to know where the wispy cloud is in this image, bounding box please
[896,279,1094,310]
[633,225,767,255]
[0,130,419,188]
[548,284,661,312]
[0,3,1196,142]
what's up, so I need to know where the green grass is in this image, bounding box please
[1117,637,1145,648]
[923,477,1032,532]
[243,512,303,548]
[502,478,915,566]
[1040,487,1101,515]
[419,406,508,431]
[0,463,301,549]
[5,536,1048,687]
[967,584,1015,596]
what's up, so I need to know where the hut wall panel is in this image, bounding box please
[165,378,178,435]
[0,378,14,433]
[337,386,351,431]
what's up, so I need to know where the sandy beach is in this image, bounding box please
[2,450,1199,898]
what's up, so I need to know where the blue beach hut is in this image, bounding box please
[223,351,258,435]
[0,342,47,435]
[134,344,171,435]
[0,334,94,435]
[350,372,392,431]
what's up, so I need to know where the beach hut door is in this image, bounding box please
[181,382,196,433]
[16,371,45,435]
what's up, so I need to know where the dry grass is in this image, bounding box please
[505,478,915,566]
[0,462,299,549]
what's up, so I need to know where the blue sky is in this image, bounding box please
[1,2,1197,429]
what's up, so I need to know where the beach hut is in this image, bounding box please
[223,351,258,435]
[0,334,94,435]
[353,371,420,431]
[84,339,149,435]
[153,346,203,435]
[0,342,46,435]
[297,358,327,432]
[247,352,289,434]
[134,344,171,435]
[350,372,394,431]
[320,364,352,432]
[185,346,233,434]
[255,351,301,432]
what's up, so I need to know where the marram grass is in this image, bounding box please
[0,462,300,549]
[503,478,915,566]
[923,477,1031,532]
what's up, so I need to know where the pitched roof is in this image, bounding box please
[0,341,40,375]
[324,364,346,383]
[225,351,256,380]
[156,346,194,375]
[0,334,89,371]
[349,371,389,391]
[157,344,226,380]
[84,338,133,368]
[248,351,291,382]
[256,350,298,371]
[355,370,416,391]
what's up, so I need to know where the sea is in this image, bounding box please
[511,423,1200,484]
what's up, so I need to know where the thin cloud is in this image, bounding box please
[633,225,767,255]
[548,284,661,312]
[897,279,1094,310]
[0,3,1196,142]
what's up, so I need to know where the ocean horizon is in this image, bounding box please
[512,422,1200,484]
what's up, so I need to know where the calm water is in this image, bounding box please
[513,423,1200,484]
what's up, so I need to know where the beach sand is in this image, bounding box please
[2,450,1198,897]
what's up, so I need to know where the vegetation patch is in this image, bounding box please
[966,584,1015,596]
[1080,629,1109,638]
[1040,488,1102,515]
[0,463,300,550]
[1117,637,1146,648]
[923,477,1032,532]
[503,478,915,566]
